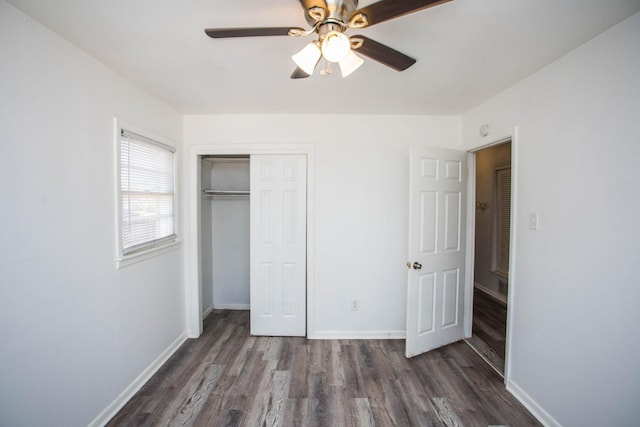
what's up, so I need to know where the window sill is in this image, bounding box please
[490,269,509,279]
[116,240,181,269]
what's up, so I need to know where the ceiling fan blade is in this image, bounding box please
[351,35,416,71]
[290,67,311,79]
[204,27,303,38]
[350,0,452,28]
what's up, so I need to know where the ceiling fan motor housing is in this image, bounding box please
[318,22,342,38]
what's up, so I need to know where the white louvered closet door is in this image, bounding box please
[495,166,511,275]
[250,155,307,336]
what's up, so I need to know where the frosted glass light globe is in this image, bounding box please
[321,31,351,63]
[292,42,321,75]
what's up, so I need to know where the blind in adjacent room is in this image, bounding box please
[495,167,511,275]
[120,129,176,255]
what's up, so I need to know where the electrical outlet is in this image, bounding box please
[351,299,360,311]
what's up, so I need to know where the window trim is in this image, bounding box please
[114,118,180,269]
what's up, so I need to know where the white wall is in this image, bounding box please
[0,2,185,426]
[462,12,640,427]
[184,115,460,336]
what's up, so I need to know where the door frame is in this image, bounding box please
[185,144,314,338]
[464,126,518,384]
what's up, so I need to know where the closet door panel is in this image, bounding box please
[250,154,307,336]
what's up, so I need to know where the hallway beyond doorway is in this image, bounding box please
[466,287,507,374]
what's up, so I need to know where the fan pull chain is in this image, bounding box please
[319,59,332,76]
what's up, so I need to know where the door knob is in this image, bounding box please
[412,262,422,270]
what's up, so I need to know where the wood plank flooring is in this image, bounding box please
[465,289,507,374]
[107,310,538,426]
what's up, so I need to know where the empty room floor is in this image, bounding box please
[108,310,538,426]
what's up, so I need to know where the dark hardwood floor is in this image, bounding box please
[108,310,538,426]
[466,289,507,374]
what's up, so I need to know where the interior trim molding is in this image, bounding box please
[309,330,406,340]
[87,331,188,427]
[465,125,518,386]
[202,305,215,319]
[507,379,561,427]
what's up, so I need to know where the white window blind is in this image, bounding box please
[495,167,511,275]
[120,129,176,256]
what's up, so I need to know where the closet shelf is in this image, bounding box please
[203,189,250,197]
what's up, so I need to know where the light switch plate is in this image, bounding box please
[529,212,539,230]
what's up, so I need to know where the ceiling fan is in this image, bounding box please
[205,0,452,79]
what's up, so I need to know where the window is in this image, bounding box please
[494,166,511,275]
[117,127,177,260]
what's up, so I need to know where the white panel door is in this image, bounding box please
[406,146,467,357]
[250,154,307,336]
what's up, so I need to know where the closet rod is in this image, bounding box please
[203,190,250,197]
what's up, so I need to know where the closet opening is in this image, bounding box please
[200,155,251,318]
[191,149,311,338]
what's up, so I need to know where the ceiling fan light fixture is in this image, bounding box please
[292,42,321,75]
[321,30,351,63]
[338,50,364,77]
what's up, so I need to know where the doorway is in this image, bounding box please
[466,140,512,375]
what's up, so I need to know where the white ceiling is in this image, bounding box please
[8,0,640,115]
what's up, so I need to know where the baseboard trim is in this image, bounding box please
[213,303,250,310]
[308,330,406,340]
[88,331,188,427]
[474,282,507,305]
[202,305,214,319]
[507,378,561,427]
